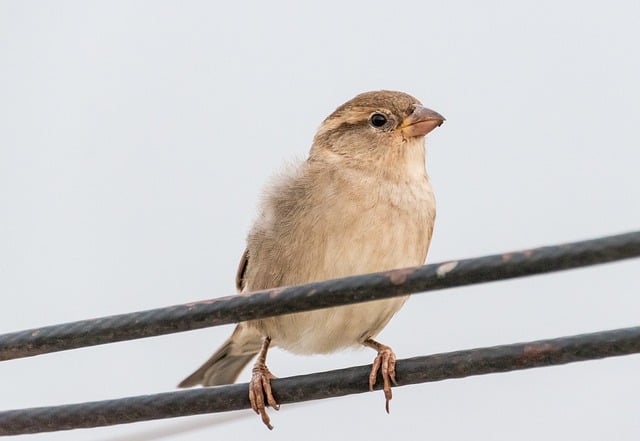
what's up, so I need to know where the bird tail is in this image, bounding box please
[178,324,263,388]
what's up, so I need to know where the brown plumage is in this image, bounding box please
[179,90,445,429]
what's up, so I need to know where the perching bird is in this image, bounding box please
[179,90,444,429]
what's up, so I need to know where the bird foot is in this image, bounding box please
[249,363,280,430]
[367,342,397,413]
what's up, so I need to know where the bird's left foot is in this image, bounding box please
[364,338,397,413]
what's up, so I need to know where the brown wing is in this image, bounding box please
[235,248,249,292]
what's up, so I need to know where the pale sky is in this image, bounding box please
[1,1,639,440]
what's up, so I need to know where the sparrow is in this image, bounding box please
[178,90,444,429]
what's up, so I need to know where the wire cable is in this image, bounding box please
[1,230,638,361]
[1,325,639,435]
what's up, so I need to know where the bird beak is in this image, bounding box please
[400,105,445,138]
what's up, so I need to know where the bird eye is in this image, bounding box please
[369,113,388,128]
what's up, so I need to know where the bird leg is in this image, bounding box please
[363,338,398,413]
[249,336,280,430]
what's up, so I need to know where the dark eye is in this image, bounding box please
[369,113,388,128]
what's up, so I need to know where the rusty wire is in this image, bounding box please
[1,326,639,435]
[1,230,639,361]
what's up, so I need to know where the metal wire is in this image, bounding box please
[1,325,639,436]
[1,230,639,361]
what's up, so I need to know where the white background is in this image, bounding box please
[1,1,639,440]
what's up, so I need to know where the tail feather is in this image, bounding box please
[178,324,262,388]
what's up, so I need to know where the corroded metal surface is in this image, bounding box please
[1,326,639,435]
[0,230,639,361]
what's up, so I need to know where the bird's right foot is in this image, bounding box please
[249,337,280,430]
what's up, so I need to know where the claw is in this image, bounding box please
[248,337,279,430]
[369,353,382,391]
[364,338,398,413]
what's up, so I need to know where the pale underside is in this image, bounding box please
[239,137,436,354]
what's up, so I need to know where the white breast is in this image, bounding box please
[248,142,436,354]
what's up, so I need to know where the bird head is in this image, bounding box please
[310,91,444,167]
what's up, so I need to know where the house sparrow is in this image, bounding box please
[179,90,444,429]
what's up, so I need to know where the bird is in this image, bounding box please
[178,90,444,429]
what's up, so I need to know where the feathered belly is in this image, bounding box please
[247,175,435,354]
[255,296,409,354]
